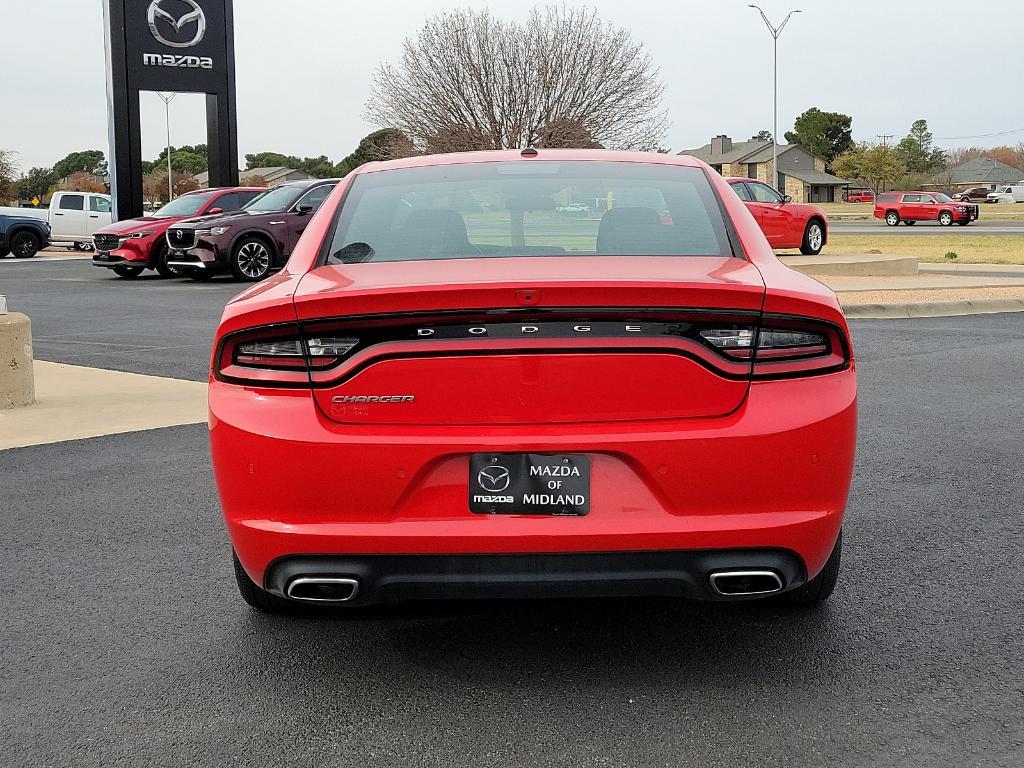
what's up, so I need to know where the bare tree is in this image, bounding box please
[367,5,667,152]
[0,148,19,203]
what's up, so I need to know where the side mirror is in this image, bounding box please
[295,203,314,215]
[782,195,792,203]
[207,207,223,215]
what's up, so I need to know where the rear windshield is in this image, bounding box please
[325,161,733,265]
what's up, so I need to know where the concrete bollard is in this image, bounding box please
[0,311,35,409]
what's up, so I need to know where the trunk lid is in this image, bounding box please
[292,256,765,426]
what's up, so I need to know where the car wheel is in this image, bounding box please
[885,211,900,226]
[74,241,93,252]
[10,231,41,258]
[956,221,970,226]
[777,530,842,606]
[799,220,824,255]
[904,220,916,226]
[938,211,953,226]
[0,248,8,258]
[230,237,273,281]
[112,265,144,279]
[233,552,296,614]
[152,240,180,279]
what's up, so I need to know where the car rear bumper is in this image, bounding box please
[264,548,809,605]
[212,369,856,592]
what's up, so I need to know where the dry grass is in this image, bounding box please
[825,235,1024,264]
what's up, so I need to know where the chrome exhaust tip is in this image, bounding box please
[709,570,783,596]
[285,577,359,603]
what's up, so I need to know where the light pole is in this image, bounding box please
[748,5,801,193]
[156,92,177,202]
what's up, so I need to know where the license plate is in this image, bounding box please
[469,453,590,515]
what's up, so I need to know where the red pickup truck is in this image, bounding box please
[874,192,978,226]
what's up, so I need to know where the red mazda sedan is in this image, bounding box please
[211,150,856,613]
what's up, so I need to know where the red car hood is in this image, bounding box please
[94,216,178,236]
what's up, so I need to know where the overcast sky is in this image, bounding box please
[4,0,1023,172]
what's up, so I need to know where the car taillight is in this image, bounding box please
[752,318,849,378]
[215,327,358,385]
[700,318,849,377]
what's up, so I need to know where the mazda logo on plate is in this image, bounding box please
[147,0,206,48]
[477,465,511,493]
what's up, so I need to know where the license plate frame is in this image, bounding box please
[468,453,591,516]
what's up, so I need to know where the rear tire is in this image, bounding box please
[112,265,144,279]
[799,220,825,255]
[778,530,842,606]
[938,211,954,226]
[957,221,970,226]
[904,220,916,226]
[233,552,295,614]
[10,231,41,258]
[885,211,900,226]
[74,241,93,252]
[0,247,9,258]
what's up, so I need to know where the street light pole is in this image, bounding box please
[156,92,177,203]
[748,5,802,193]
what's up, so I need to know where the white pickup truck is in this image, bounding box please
[0,191,113,250]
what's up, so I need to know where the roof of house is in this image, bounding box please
[192,166,316,185]
[926,156,1024,185]
[679,139,798,165]
[784,168,849,186]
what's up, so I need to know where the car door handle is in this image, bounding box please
[89,214,98,218]
[269,220,285,225]
[54,212,63,215]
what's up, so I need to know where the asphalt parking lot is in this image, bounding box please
[2,260,1023,767]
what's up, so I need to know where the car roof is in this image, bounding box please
[350,149,707,176]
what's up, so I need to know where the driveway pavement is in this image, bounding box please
[2,260,1023,767]
[830,220,1024,235]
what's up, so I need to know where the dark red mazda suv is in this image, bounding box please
[210,149,856,613]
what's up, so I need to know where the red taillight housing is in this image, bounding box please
[700,316,849,377]
[214,326,358,385]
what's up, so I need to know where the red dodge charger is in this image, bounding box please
[211,149,856,613]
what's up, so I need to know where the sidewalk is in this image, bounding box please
[816,264,1024,318]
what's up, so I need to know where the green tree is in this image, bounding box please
[52,149,105,179]
[17,167,57,202]
[895,119,945,174]
[244,151,292,170]
[146,144,208,176]
[753,129,773,141]
[832,143,904,194]
[334,129,416,176]
[784,108,853,169]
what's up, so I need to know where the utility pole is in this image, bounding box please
[749,5,802,193]
[156,92,177,203]
[877,134,893,147]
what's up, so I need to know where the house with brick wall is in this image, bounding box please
[680,135,848,204]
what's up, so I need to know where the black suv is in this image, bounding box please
[165,178,339,281]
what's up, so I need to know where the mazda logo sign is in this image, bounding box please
[147,0,206,49]
[477,465,511,493]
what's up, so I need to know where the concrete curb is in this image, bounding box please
[842,298,1024,319]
